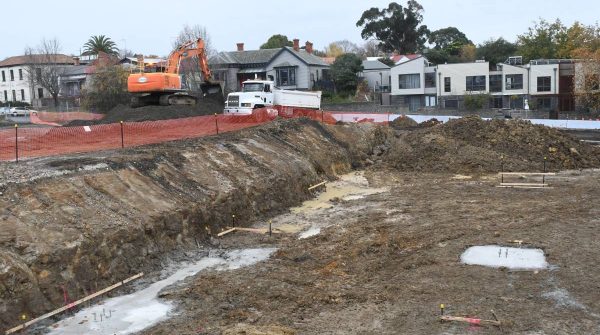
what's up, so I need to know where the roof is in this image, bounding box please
[391,54,421,64]
[272,61,296,68]
[210,47,329,67]
[0,54,75,67]
[210,48,280,66]
[362,60,390,70]
[278,47,329,66]
[60,65,92,76]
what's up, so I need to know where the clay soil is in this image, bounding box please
[143,168,600,335]
[2,116,600,334]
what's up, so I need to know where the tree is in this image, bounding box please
[557,22,600,58]
[356,1,429,53]
[172,24,215,92]
[23,38,68,108]
[476,37,518,66]
[572,48,600,112]
[458,44,477,62]
[81,63,130,112]
[172,24,215,57]
[260,34,293,49]
[428,27,472,55]
[517,19,566,61]
[330,53,363,95]
[83,35,119,56]
[378,57,396,67]
[358,40,383,58]
[324,43,344,58]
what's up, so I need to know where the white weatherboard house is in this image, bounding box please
[0,54,75,107]
[209,39,330,93]
[391,56,575,112]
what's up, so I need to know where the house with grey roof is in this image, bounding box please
[360,59,391,93]
[210,39,330,93]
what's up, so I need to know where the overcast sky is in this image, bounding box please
[1,0,598,60]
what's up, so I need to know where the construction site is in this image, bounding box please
[1,95,600,335]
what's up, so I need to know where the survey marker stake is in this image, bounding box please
[308,181,327,191]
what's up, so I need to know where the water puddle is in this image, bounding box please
[291,171,388,214]
[46,248,275,335]
[461,245,548,270]
[298,226,321,239]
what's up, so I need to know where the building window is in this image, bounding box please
[38,88,44,99]
[20,89,25,101]
[537,97,552,110]
[1,71,5,82]
[489,75,502,92]
[466,75,486,91]
[424,72,436,88]
[3,90,6,101]
[490,96,503,108]
[444,77,451,92]
[537,76,551,92]
[425,95,436,107]
[276,67,296,86]
[10,70,14,81]
[505,74,523,90]
[19,69,23,81]
[398,74,420,89]
[445,99,458,108]
[12,90,16,101]
[35,68,42,81]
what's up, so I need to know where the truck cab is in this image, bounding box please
[224,80,275,115]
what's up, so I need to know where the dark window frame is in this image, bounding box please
[20,89,25,101]
[424,72,436,88]
[490,95,503,108]
[489,75,502,92]
[10,69,14,81]
[466,75,486,91]
[1,71,5,82]
[444,77,451,92]
[12,90,16,101]
[537,76,551,92]
[505,74,523,90]
[38,88,44,99]
[18,69,23,81]
[398,73,421,89]
[276,67,296,87]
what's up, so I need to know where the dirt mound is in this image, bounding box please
[389,116,418,128]
[385,115,600,173]
[419,118,442,128]
[67,97,224,125]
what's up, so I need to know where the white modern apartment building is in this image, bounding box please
[391,56,575,113]
[0,54,75,106]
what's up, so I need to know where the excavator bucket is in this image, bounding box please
[200,83,224,102]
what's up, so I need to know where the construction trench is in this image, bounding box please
[2,116,600,334]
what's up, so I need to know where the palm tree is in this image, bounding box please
[83,35,119,55]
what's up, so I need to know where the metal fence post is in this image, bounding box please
[120,121,124,148]
[14,124,18,163]
[214,113,219,134]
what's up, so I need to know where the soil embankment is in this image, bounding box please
[0,119,383,330]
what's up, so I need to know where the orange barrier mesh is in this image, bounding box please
[0,109,278,161]
[33,111,105,124]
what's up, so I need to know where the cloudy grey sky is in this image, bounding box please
[1,0,598,60]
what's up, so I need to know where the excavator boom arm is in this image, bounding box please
[165,39,212,81]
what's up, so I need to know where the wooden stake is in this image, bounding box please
[308,181,327,191]
[5,273,144,335]
[439,315,502,327]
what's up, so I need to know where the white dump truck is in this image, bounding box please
[224,80,321,115]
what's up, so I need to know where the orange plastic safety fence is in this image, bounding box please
[0,109,278,161]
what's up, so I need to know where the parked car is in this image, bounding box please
[9,107,38,117]
[0,107,10,116]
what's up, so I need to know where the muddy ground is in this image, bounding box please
[142,168,600,335]
[2,116,600,334]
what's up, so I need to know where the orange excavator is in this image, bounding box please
[127,38,222,108]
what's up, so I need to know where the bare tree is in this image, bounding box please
[324,40,360,58]
[24,38,70,108]
[358,40,383,58]
[171,24,216,92]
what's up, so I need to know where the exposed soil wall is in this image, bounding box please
[0,119,383,329]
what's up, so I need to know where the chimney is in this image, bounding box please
[73,57,80,66]
[293,39,300,52]
[305,41,313,54]
[236,43,244,51]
